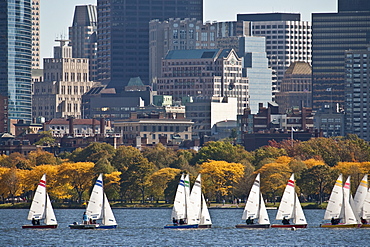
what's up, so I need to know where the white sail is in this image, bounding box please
[342,176,358,224]
[276,174,295,220]
[184,174,191,222]
[27,174,47,220]
[200,193,212,225]
[102,193,117,226]
[258,193,270,224]
[293,193,307,224]
[362,188,370,219]
[242,173,261,220]
[324,174,344,220]
[353,174,368,217]
[171,174,186,220]
[86,174,104,220]
[44,193,57,225]
[188,174,202,225]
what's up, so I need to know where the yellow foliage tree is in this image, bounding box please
[303,159,326,169]
[148,167,181,201]
[200,160,245,201]
[257,162,291,204]
[335,162,365,192]
[57,162,95,203]
[0,168,27,203]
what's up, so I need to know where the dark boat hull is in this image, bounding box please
[69,224,98,229]
[164,224,198,229]
[235,224,270,228]
[198,224,212,228]
[22,224,58,229]
[271,224,307,228]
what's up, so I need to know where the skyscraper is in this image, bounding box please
[312,0,370,110]
[0,0,32,134]
[69,5,98,81]
[237,13,312,92]
[97,0,203,92]
[31,0,41,69]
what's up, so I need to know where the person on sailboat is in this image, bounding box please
[282,217,290,225]
[83,212,89,224]
[331,217,340,225]
[361,217,368,224]
[179,219,185,225]
[246,217,254,225]
[172,217,178,225]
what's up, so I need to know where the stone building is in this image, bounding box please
[275,62,312,113]
[32,40,96,120]
[156,48,248,114]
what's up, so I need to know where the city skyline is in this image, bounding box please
[40,0,337,64]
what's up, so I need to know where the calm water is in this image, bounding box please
[2,208,369,246]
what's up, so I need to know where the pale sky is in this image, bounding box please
[40,0,337,62]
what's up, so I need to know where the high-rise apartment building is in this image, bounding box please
[156,49,248,114]
[312,0,370,110]
[32,40,96,120]
[69,5,98,81]
[97,0,203,92]
[32,0,41,69]
[0,0,32,134]
[237,13,312,91]
[344,47,370,141]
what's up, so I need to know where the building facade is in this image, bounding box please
[237,13,312,91]
[156,49,248,114]
[238,36,272,113]
[312,0,370,110]
[32,40,95,120]
[97,0,203,91]
[32,0,41,69]
[0,0,32,134]
[344,48,370,140]
[69,5,98,81]
[275,62,312,113]
[149,18,249,83]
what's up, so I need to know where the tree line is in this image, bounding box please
[1,134,370,205]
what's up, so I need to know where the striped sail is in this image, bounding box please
[86,174,104,220]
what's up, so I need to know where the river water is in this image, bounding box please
[2,208,369,246]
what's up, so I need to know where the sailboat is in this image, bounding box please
[236,173,270,228]
[321,174,360,228]
[187,174,212,228]
[164,174,198,229]
[22,174,58,229]
[69,174,117,229]
[271,173,307,228]
[361,182,370,227]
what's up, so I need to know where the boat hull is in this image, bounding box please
[164,224,198,229]
[360,224,370,228]
[96,225,117,229]
[320,223,360,228]
[235,224,270,229]
[198,224,212,228]
[69,224,98,229]
[271,224,307,228]
[22,224,58,229]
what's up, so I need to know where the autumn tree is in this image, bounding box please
[257,162,291,204]
[69,142,116,163]
[57,162,95,202]
[142,143,177,169]
[0,153,30,169]
[0,168,26,203]
[27,149,58,166]
[298,163,336,204]
[252,146,287,169]
[148,167,181,202]
[335,162,365,193]
[200,160,245,202]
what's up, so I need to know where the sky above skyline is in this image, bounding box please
[40,0,337,63]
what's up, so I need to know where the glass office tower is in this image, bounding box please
[312,0,370,110]
[97,0,203,92]
[0,0,32,133]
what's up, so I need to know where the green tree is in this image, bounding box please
[69,142,116,163]
[34,131,56,146]
[142,143,177,169]
[252,146,287,169]
[193,141,252,165]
